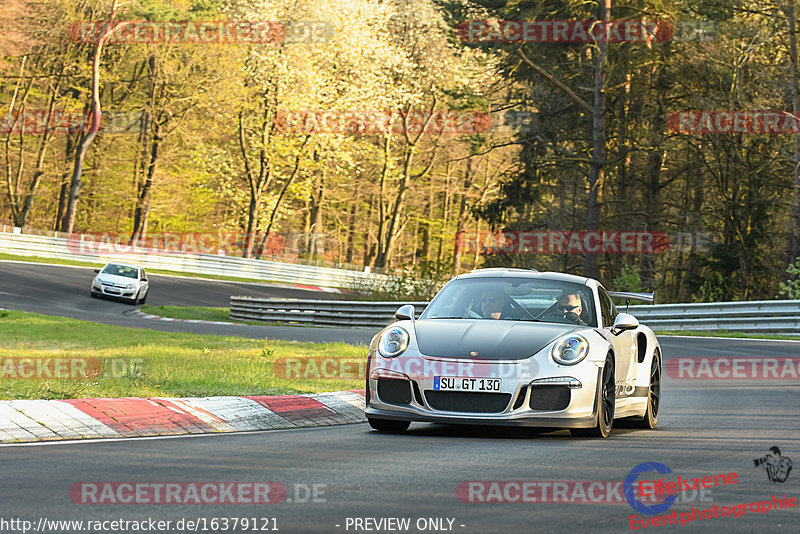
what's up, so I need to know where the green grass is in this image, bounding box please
[0,252,288,285]
[655,330,800,341]
[0,309,365,400]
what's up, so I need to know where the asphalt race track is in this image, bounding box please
[1,261,799,533]
[0,261,375,344]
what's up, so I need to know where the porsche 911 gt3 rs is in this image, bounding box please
[364,268,661,438]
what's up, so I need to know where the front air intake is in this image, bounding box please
[424,391,512,413]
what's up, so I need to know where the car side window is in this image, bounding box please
[140,269,147,281]
[598,287,618,328]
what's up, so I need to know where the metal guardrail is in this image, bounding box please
[229,297,428,327]
[626,301,800,333]
[230,298,800,334]
[0,230,390,288]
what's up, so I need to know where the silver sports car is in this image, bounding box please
[364,268,661,437]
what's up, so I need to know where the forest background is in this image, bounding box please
[2,0,800,302]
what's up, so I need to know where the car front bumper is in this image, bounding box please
[92,283,137,298]
[365,355,603,429]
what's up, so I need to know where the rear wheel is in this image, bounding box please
[632,350,661,429]
[571,355,614,438]
[367,417,410,432]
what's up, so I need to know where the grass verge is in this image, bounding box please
[655,330,800,341]
[0,309,365,400]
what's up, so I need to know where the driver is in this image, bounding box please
[545,292,588,326]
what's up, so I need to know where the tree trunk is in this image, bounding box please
[375,142,415,268]
[346,173,362,264]
[3,55,31,226]
[61,7,120,233]
[585,0,610,279]
[374,104,439,269]
[783,3,800,271]
[453,158,475,273]
[374,134,391,266]
[257,136,309,258]
[306,162,326,257]
[420,175,434,262]
[16,69,62,228]
[612,44,631,280]
[131,55,157,220]
[130,122,162,243]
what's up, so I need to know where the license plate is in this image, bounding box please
[434,376,502,392]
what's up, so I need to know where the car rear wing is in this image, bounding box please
[608,291,656,305]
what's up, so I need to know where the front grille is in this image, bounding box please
[529,386,571,411]
[377,378,412,405]
[425,391,512,413]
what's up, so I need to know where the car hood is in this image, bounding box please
[96,274,138,286]
[412,319,582,360]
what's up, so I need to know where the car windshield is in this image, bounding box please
[421,277,596,327]
[101,264,139,279]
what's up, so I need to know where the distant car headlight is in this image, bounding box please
[126,283,136,290]
[378,326,409,358]
[92,278,101,287]
[551,334,589,366]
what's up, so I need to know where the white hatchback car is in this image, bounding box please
[90,262,149,304]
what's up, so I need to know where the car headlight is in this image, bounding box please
[126,283,136,290]
[378,326,409,358]
[550,334,589,366]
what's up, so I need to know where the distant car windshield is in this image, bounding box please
[421,277,596,327]
[101,264,139,279]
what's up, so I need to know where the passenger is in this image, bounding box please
[479,287,507,319]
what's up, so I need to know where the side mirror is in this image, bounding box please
[93,268,100,273]
[612,313,639,335]
[394,304,415,321]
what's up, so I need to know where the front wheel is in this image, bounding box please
[367,417,410,432]
[571,355,615,438]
